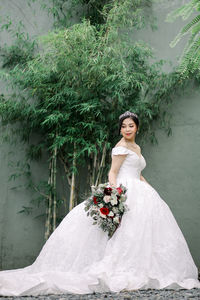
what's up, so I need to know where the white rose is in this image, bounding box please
[111,195,118,206]
[99,203,103,208]
[99,183,106,189]
[91,185,96,193]
[108,211,114,217]
[103,195,111,203]
[113,216,120,224]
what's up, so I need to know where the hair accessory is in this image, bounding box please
[119,111,138,120]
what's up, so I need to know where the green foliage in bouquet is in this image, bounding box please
[84,182,128,238]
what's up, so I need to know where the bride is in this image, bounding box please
[0,111,200,296]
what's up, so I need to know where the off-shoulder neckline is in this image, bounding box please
[113,145,143,159]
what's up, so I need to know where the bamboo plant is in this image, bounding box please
[0,0,186,240]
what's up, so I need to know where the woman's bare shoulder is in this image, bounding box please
[114,141,141,149]
[114,141,127,148]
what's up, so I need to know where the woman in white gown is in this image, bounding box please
[0,111,200,296]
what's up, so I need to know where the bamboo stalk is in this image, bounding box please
[59,151,71,211]
[75,176,80,207]
[100,145,106,184]
[32,185,49,199]
[88,155,91,187]
[69,142,77,211]
[99,145,107,184]
[44,159,53,241]
[52,144,57,231]
[91,150,97,186]
[95,143,107,187]
[59,150,72,186]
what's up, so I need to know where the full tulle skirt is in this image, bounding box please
[0,179,199,296]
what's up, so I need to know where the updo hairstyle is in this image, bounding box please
[118,111,139,136]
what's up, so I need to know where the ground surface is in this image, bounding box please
[1,289,200,300]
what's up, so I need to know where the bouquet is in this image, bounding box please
[84,182,129,238]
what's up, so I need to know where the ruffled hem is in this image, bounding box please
[88,272,200,293]
[1,269,200,296]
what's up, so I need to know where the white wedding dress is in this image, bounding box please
[0,146,200,296]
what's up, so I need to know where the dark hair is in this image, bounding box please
[118,111,139,136]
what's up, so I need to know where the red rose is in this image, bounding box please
[104,187,112,195]
[93,196,98,204]
[100,207,109,215]
[117,187,123,195]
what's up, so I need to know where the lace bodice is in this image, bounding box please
[111,146,146,185]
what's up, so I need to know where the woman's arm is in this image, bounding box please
[108,154,127,187]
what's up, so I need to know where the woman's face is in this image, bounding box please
[120,117,138,140]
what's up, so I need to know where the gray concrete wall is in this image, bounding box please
[0,0,52,269]
[137,0,200,267]
[142,86,200,267]
[0,0,199,270]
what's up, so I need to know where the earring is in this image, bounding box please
[137,130,139,135]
